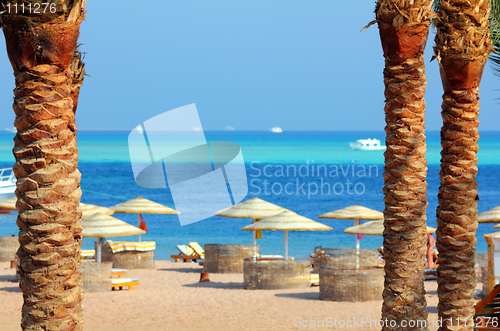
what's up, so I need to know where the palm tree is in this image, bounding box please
[433,0,492,329]
[0,1,87,330]
[375,0,434,329]
[488,0,500,76]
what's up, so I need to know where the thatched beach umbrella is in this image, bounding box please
[479,206,500,224]
[242,210,332,260]
[80,203,115,218]
[344,220,436,269]
[319,205,384,250]
[215,197,285,245]
[344,220,436,236]
[110,197,180,241]
[82,213,146,262]
[0,197,16,211]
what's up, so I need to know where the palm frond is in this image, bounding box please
[490,0,500,78]
[432,0,441,12]
[431,0,441,28]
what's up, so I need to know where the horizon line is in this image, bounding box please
[73,128,500,132]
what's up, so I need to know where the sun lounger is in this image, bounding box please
[111,268,127,278]
[111,278,140,291]
[310,273,319,286]
[171,245,203,262]
[81,250,95,259]
[188,242,205,258]
[177,245,195,255]
[108,241,156,253]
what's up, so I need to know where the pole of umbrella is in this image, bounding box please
[138,213,141,242]
[252,218,259,246]
[284,230,288,261]
[96,238,102,263]
[354,219,360,269]
[252,218,259,258]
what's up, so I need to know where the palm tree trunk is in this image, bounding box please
[376,1,433,329]
[1,1,86,330]
[434,1,492,330]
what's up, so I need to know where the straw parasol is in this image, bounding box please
[319,205,384,250]
[80,203,114,218]
[479,206,500,223]
[0,197,16,211]
[82,213,146,262]
[344,220,436,269]
[110,197,180,241]
[344,220,436,236]
[242,210,332,260]
[215,197,285,245]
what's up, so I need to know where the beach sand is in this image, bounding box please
[0,261,475,331]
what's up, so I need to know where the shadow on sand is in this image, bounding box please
[183,282,244,290]
[0,286,20,293]
[0,275,17,282]
[427,306,438,314]
[158,268,203,274]
[275,292,320,301]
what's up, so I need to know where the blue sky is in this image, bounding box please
[0,0,499,131]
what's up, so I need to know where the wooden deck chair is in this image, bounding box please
[111,278,140,291]
[81,250,95,259]
[177,245,195,256]
[111,268,127,278]
[188,242,205,258]
[474,283,500,328]
[171,245,201,262]
[309,273,319,286]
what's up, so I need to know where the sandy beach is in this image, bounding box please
[0,261,466,331]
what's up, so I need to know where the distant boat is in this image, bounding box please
[270,127,283,133]
[0,168,16,202]
[4,127,15,133]
[349,138,386,151]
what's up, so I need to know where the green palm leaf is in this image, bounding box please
[490,0,500,77]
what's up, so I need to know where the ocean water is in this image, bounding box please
[0,130,499,259]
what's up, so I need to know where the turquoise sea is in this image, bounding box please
[0,130,499,259]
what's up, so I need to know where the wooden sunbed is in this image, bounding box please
[474,283,500,330]
[111,278,140,291]
[170,254,202,262]
[171,245,203,262]
[111,268,127,278]
[81,250,95,259]
[188,242,205,259]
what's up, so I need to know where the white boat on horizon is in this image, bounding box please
[349,138,386,151]
[0,168,16,203]
[270,127,283,133]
